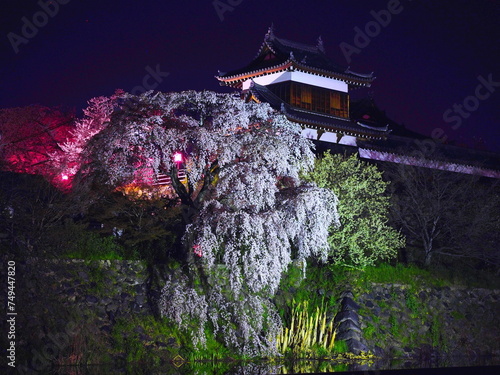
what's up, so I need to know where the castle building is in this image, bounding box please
[217,27,500,178]
[217,26,389,146]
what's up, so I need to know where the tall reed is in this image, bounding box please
[276,299,336,356]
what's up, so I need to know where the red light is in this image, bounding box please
[61,174,69,181]
[173,153,183,163]
[193,244,202,257]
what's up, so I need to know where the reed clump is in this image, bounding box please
[276,299,336,356]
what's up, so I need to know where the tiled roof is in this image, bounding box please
[217,28,374,87]
[350,97,427,139]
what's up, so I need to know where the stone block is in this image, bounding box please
[345,338,368,354]
[334,309,360,325]
[341,297,361,311]
[338,318,362,332]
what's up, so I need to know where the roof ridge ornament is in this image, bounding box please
[317,36,325,53]
[357,121,389,132]
[266,23,275,40]
[289,51,295,60]
[345,66,375,78]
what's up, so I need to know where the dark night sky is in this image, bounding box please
[2,0,499,152]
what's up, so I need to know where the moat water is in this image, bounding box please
[11,355,500,374]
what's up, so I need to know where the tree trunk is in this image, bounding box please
[424,247,433,266]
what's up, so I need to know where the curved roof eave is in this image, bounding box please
[284,112,387,139]
[216,59,374,87]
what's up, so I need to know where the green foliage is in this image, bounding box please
[332,339,349,354]
[349,263,459,352]
[61,221,128,260]
[388,315,400,336]
[363,322,376,340]
[84,190,184,263]
[275,262,366,359]
[351,263,449,289]
[279,262,344,315]
[430,314,446,349]
[405,291,419,314]
[188,327,233,361]
[112,317,160,363]
[450,310,465,320]
[303,151,404,268]
[111,316,232,365]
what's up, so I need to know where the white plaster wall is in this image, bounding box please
[300,128,358,146]
[243,71,348,92]
[290,71,348,92]
[358,148,500,178]
[336,134,357,146]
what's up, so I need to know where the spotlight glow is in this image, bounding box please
[173,152,183,163]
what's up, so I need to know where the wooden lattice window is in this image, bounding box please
[268,82,349,118]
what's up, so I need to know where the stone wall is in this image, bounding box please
[2,257,499,372]
[1,258,153,372]
[352,283,500,363]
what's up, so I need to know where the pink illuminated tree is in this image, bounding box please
[0,105,74,184]
[50,90,127,188]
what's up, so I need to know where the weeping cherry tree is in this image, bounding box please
[75,90,339,356]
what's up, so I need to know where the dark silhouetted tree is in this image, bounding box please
[388,163,499,268]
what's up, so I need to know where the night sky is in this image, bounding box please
[2,0,499,152]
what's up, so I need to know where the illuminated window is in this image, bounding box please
[268,82,349,118]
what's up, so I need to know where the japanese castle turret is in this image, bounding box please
[216,26,390,146]
[217,27,500,178]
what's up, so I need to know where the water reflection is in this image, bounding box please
[36,355,500,375]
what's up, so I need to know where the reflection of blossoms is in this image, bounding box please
[232,362,281,375]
